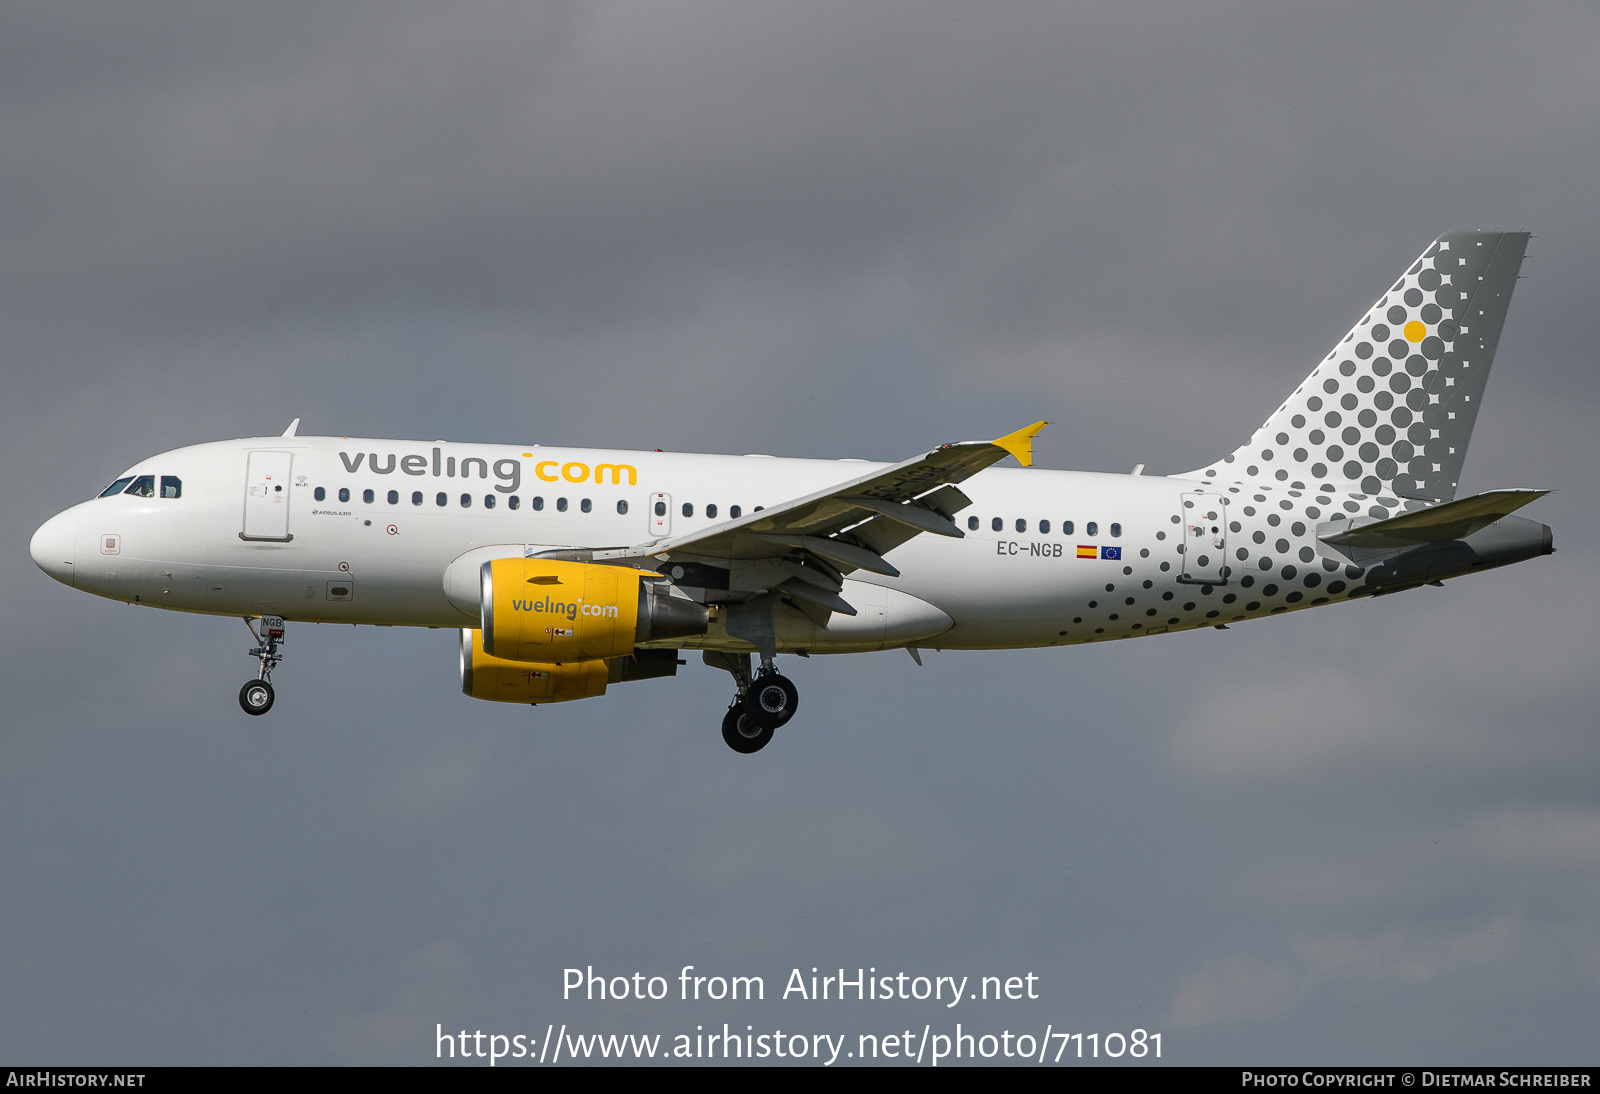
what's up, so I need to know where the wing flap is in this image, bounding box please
[748,532,901,577]
[841,495,963,537]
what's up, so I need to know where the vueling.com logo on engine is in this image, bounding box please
[511,596,620,623]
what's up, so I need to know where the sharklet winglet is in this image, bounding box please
[991,421,1049,467]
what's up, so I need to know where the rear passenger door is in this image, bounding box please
[1178,490,1228,584]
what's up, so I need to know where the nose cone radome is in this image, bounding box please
[30,511,77,587]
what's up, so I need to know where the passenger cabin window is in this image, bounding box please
[363,489,375,504]
[968,516,979,530]
[160,476,182,499]
[991,517,1002,532]
[730,505,741,518]
[1040,519,1050,534]
[706,503,718,519]
[682,502,694,518]
[436,492,447,506]
[1110,522,1122,537]
[99,477,135,497]
[581,499,592,513]
[1062,520,1074,535]
[616,499,628,515]
[556,497,568,512]
[1015,519,1027,533]
[338,487,350,503]
[125,475,155,498]
[1087,522,1098,536]
[483,495,495,509]
[460,493,471,508]
[412,491,423,506]
[508,496,520,511]
[388,490,399,504]
[532,496,545,511]
[314,487,326,501]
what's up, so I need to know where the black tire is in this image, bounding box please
[239,679,275,716]
[742,673,798,728]
[721,705,774,754]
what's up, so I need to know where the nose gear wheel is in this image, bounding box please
[239,679,275,715]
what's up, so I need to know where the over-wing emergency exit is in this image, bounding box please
[31,231,1552,752]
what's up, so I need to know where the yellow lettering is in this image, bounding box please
[592,463,638,486]
[536,461,560,482]
[562,462,590,483]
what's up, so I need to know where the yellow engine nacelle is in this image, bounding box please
[479,557,707,664]
[458,629,685,705]
[459,628,610,704]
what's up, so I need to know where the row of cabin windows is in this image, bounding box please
[968,516,1122,537]
[665,502,752,519]
[312,486,627,513]
[311,488,764,518]
[99,475,182,499]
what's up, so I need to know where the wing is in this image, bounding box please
[561,421,1047,621]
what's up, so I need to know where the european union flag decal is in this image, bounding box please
[1101,546,1121,560]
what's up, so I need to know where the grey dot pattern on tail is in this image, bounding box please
[1186,230,1529,504]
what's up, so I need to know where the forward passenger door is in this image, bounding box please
[241,450,295,541]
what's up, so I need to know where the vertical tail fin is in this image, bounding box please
[1181,230,1529,502]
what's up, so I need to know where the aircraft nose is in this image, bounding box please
[30,511,77,587]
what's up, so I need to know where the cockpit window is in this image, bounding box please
[161,476,182,499]
[124,475,156,498]
[99,477,135,498]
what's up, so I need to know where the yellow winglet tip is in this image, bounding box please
[991,420,1049,467]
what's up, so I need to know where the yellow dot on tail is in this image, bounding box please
[1404,320,1427,343]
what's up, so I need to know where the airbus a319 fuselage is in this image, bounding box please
[30,231,1554,752]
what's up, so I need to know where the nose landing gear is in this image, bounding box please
[239,615,285,716]
[703,651,799,753]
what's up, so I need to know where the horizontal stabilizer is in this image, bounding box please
[1318,489,1548,548]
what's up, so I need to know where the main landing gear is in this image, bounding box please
[705,652,799,754]
[239,615,286,716]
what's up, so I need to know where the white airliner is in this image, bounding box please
[31,231,1552,752]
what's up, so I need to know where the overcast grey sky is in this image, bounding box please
[4,1,1597,1065]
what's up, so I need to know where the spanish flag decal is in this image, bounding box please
[1076,545,1097,559]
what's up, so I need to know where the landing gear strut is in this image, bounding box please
[703,652,799,753]
[239,615,285,716]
